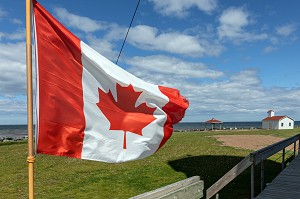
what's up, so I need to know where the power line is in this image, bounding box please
[115,0,141,65]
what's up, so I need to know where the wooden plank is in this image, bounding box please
[130,176,203,199]
[257,193,300,199]
[160,181,204,199]
[257,191,300,199]
[206,155,252,199]
[256,187,300,198]
[255,155,300,199]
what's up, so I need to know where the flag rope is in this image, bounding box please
[26,0,35,198]
[115,0,141,64]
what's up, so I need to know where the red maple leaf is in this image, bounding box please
[96,83,157,149]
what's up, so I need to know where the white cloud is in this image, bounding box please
[86,34,119,62]
[45,6,224,58]
[149,0,218,17]
[269,37,279,45]
[0,29,25,41]
[276,24,297,36]
[263,25,297,53]
[0,8,7,19]
[126,60,300,122]
[218,7,268,42]
[198,39,224,57]
[127,25,221,57]
[0,32,4,40]
[8,30,25,40]
[230,70,260,86]
[54,8,106,33]
[263,46,277,53]
[10,18,23,25]
[0,42,26,95]
[218,7,249,39]
[172,70,300,122]
[219,7,249,29]
[0,98,26,113]
[103,24,127,42]
[126,55,223,79]
[0,97,27,125]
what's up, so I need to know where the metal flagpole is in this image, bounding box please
[26,0,35,198]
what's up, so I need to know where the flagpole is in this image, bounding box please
[26,0,35,198]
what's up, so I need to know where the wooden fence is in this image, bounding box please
[206,134,300,199]
[130,176,204,199]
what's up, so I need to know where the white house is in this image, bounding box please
[262,110,294,130]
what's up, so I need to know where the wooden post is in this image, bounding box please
[298,140,300,154]
[294,142,296,158]
[251,164,255,199]
[215,193,219,199]
[282,148,285,170]
[260,160,264,191]
[26,0,34,198]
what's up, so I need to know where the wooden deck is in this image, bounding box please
[255,155,300,199]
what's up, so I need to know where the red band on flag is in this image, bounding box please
[34,2,85,158]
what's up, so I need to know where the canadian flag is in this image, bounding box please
[33,1,188,163]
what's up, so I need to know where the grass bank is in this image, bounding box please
[1,129,299,198]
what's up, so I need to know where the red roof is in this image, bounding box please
[262,116,286,121]
[205,118,223,123]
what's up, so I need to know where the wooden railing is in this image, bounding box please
[130,176,204,199]
[206,134,300,199]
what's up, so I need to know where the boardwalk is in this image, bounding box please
[255,155,300,199]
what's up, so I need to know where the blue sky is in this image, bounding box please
[0,0,300,124]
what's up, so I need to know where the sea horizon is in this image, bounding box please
[1,121,300,139]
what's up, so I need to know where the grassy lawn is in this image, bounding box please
[1,129,299,199]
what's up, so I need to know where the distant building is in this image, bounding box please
[205,118,223,130]
[262,110,294,130]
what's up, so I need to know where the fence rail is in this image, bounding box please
[130,176,204,199]
[251,134,300,165]
[206,133,300,199]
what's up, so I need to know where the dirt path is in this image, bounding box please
[212,135,284,150]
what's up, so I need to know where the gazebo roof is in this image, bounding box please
[205,118,223,124]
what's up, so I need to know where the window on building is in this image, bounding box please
[289,122,291,126]
[281,123,284,127]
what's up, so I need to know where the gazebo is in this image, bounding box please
[205,118,223,130]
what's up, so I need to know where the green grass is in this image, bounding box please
[1,129,299,199]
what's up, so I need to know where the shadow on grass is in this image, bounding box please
[168,155,282,199]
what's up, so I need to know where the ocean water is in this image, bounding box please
[174,121,300,131]
[0,125,28,139]
[174,122,262,131]
[1,122,300,138]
